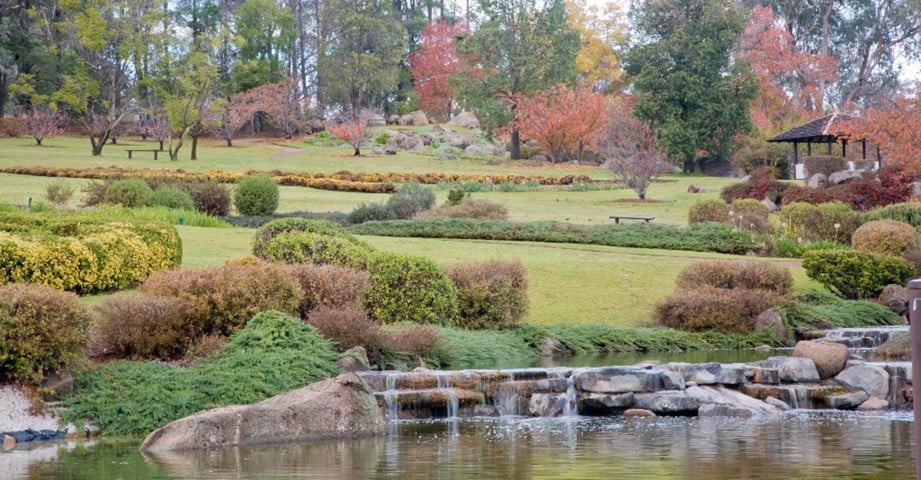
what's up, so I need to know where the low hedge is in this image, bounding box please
[349,219,762,255]
[257,231,375,270]
[779,289,901,330]
[802,250,914,299]
[0,212,181,293]
[252,218,354,257]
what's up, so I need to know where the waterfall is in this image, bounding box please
[383,373,400,420]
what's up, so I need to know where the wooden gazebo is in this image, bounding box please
[767,113,880,179]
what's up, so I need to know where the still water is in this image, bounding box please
[11,410,916,479]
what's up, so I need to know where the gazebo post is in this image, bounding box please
[862,140,867,161]
[807,141,812,155]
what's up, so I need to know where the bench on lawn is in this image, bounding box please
[609,214,654,224]
[126,149,161,160]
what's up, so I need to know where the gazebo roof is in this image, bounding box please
[767,114,854,143]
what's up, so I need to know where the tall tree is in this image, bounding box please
[317,0,405,112]
[844,84,921,174]
[233,0,296,90]
[625,0,758,172]
[564,0,627,92]
[454,0,579,159]
[408,19,467,121]
[508,85,609,162]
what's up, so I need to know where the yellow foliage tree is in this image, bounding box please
[565,0,627,93]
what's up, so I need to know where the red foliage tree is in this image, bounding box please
[327,113,370,156]
[601,96,673,200]
[740,5,838,133]
[18,107,63,146]
[408,20,468,122]
[249,78,306,139]
[212,88,260,147]
[844,84,921,175]
[508,85,609,163]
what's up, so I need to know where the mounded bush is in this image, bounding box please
[45,179,75,206]
[386,182,436,219]
[653,287,779,333]
[182,181,232,216]
[851,219,918,257]
[145,185,195,211]
[862,203,921,231]
[776,201,858,243]
[257,231,374,270]
[91,292,205,360]
[252,218,351,257]
[676,260,793,295]
[286,263,370,316]
[347,202,396,224]
[688,199,728,224]
[103,178,153,207]
[234,175,279,216]
[0,283,92,384]
[364,253,459,325]
[306,305,385,357]
[728,198,773,234]
[81,181,111,207]
[447,260,529,329]
[803,155,847,177]
[420,197,509,220]
[140,260,303,336]
[802,250,915,299]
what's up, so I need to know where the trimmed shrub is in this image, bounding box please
[802,250,914,299]
[182,182,232,216]
[0,284,91,384]
[234,175,279,216]
[103,179,152,207]
[653,287,779,333]
[447,189,466,205]
[840,178,910,211]
[252,218,351,257]
[145,186,195,211]
[688,199,729,224]
[348,202,396,224]
[381,325,446,367]
[851,219,918,256]
[91,293,204,360]
[420,197,509,220]
[224,211,349,229]
[258,231,374,270]
[776,201,858,242]
[386,182,436,219]
[307,306,385,357]
[447,260,529,329]
[286,263,370,316]
[803,155,847,177]
[45,179,75,206]
[140,260,303,336]
[903,250,921,276]
[862,203,921,231]
[364,253,459,325]
[676,260,793,295]
[728,198,773,234]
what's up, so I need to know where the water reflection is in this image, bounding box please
[20,411,912,479]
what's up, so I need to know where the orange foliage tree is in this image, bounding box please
[508,85,609,163]
[844,84,921,174]
[739,5,837,134]
[408,20,467,121]
[327,113,370,156]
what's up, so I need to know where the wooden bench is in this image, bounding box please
[126,149,161,160]
[609,214,654,224]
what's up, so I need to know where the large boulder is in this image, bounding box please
[573,367,684,394]
[633,391,698,414]
[835,365,890,399]
[139,374,385,452]
[665,362,745,386]
[398,110,429,126]
[759,356,820,383]
[793,340,849,379]
[754,308,787,345]
[366,113,386,127]
[879,284,908,317]
[828,169,862,185]
[687,385,782,418]
[806,173,829,189]
[446,111,480,129]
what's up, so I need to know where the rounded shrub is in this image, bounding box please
[103,178,153,207]
[146,186,196,210]
[776,201,858,242]
[653,287,778,333]
[140,260,303,336]
[258,231,374,270]
[286,263,370,317]
[676,260,793,295]
[347,202,395,224]
[0,283,91,384]
[45,179,75,206]
[182,182,232,216]
[386,182,436,219]
[364,253,459,325]
[851,219,919,256]
[447,260,529,329]
[688,199,729,224]
[802,250,915,299]
[252,218,351,257]
[728,198,773,234]
[306,306,385,357]
[234,175,279,216]
[91,292,205,360]
[862,203,921,230]
[420,197,509,220]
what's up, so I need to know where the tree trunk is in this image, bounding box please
[35,137,43,146]
[191,135,199,160]
[510,129,521,160]
[354,147,360,156]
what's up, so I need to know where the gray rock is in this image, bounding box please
[824,391,869,409]
[761,356,820,383]
[139,373,385,452]
[580,392,635,411]
[686,385,781,417]
[828,169,862,185]
[793,340,849,379]
[857,397,890,411]
[754,308,787,345]
[761,197,779,212]
[464,145,490,157]
[537,337,570,358]
[666,362,743,386]
[806,173,829,189]
[835,365,890,399]
[387,115,400,125]
[879,284,908,317]
[633,391,699,414]
[366,113,386,127]
[574,367,671,394]
[446,111,480,129]
[698,403,758,418]
[747,366,780,384]
[528,393,568,417]
[447,134,472,149]
[687,184,701,193]
[338,346,370,373]
[765,397,791,411]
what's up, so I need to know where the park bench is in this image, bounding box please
[126,149,161,160]
[609,214,654,224]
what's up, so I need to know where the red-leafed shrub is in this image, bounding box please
[720,167,790,204]
[307,306,385,357]
[382,325,445,361]
[447,260,529,329]
[781,186,836,205]
[676,260,793,295]
[286,264,370,317]
[91,292,205,360]
[653,287,780,333]
[838,178,909,211]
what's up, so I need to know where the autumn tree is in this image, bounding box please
[213,88,260,146]
[18,107,63,146]
[565,0,627,92]
[454,0,579,159]
[253,78,306,139]
[327,112,370,156]
[601,96,673,200]
[510,85,609,162]
[408,20,468,121]
[844,84,921,174]
[625,0,757,173]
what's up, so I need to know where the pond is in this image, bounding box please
[9,410,916,479]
